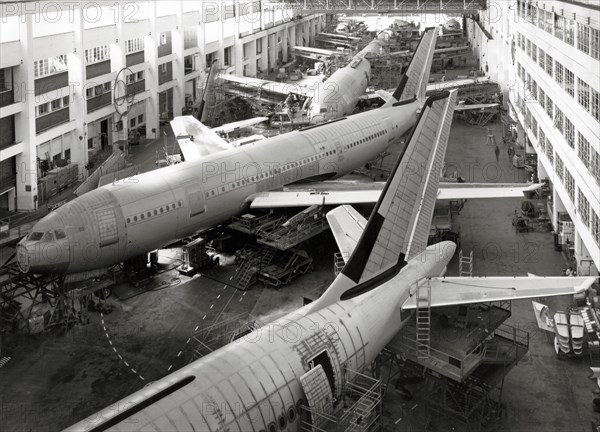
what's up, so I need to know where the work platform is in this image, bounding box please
[281,0,486,14]
[388,301,529,382]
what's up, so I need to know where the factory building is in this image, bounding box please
[0,1,325,211]
[467,0,600,272]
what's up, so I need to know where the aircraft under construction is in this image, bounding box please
[16,28,439,275]
[63,89,595,432]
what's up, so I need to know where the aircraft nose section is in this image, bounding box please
[16,221,71,274]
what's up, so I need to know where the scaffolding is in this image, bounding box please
[299,369,383,432]
[191,312,260,360]
[257,206,330,251]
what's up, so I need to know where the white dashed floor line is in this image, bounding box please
[101,313,145,381]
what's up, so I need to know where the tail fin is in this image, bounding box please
[198,59,218,123]
[306,90,457,313]
[382,27,438,107]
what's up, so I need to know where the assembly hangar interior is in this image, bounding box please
[0,1,599,431]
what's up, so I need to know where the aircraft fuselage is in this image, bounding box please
[17,100,420,274]
[64,241,454,431]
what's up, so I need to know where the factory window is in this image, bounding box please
[555,61,563,87]
[546,139,554,166]
[35,103,49,117]
[63,96,70,107]
[578,189,590,227]
[565,69,574,97]
[565,170,575,202]
[591,149,600,183]
[161,63,167,73]
[126,36,144,54]
[578,79,590,111]
[545,54,553,77]
[137,71,144,80]
[33,54,68,78]
[564,18,575,46]
[591,27,600,60]
[531,42,537,63]
[538,88,545,110]
[578,132,590,168]
[224,47,232,67]
[538,48,545,71]
[539,129,546,153]
[546,97,553,120]
[555,15,565,41]
[592,211,600,246]
[555,155,564,182]
[138,114,144,124]
[591,88,600,122]
[578,23,590,54]
[160,33,167,46]
[130,118,136,128]
[564,118,574,149]
[84,45,110,65]
[256,38,263,54]
[554,107,563,133]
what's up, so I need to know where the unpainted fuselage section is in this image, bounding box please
[64,241,454,432]
[17,100,420,274]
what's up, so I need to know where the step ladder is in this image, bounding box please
[260,246,277,267]
[235,260,256,290]
[485,127,496,146]
[416,278,431,361]
[459,249,473,277]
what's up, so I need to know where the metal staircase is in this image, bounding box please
[459,249,473,276]
[235,259,257,290]
[416,278,432,361]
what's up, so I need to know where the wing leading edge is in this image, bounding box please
[401,276,596,309]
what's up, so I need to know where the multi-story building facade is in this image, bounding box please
[467,0,599,273]
[0,1,325,212]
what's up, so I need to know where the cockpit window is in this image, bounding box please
[28,232,44,241]
[42,231,55,242]
[320,108,328,113]
[55,229,66,239]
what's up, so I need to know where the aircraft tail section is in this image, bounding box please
[198,59,219,123]
[307,90,456,313]
[382,27,438,107]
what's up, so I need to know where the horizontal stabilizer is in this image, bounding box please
[250,182,542,207]
[170,116,232,162]
[401,276,596,310]
[326,205,367,264]
[212,117,269,134]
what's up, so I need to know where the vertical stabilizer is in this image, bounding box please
[382,27,438,107]
[307,90,457,312]
[198,59,218,123]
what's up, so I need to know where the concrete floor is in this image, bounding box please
[0,118,596,432]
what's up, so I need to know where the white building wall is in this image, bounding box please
[0,0,324,210]
[468,0,599,272]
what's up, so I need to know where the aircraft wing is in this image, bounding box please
[211,117,269,134]
[170,116,232,162]
[454,103,500,111]
[219,73,310,104]
[249,182,542,208]
[401,276,596,310]
[326,205,367,264]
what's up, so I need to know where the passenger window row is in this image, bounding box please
[345,129,387,150]
[204,150,337,200]
[126,201,183,224]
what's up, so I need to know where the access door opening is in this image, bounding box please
[308,350,335,394]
